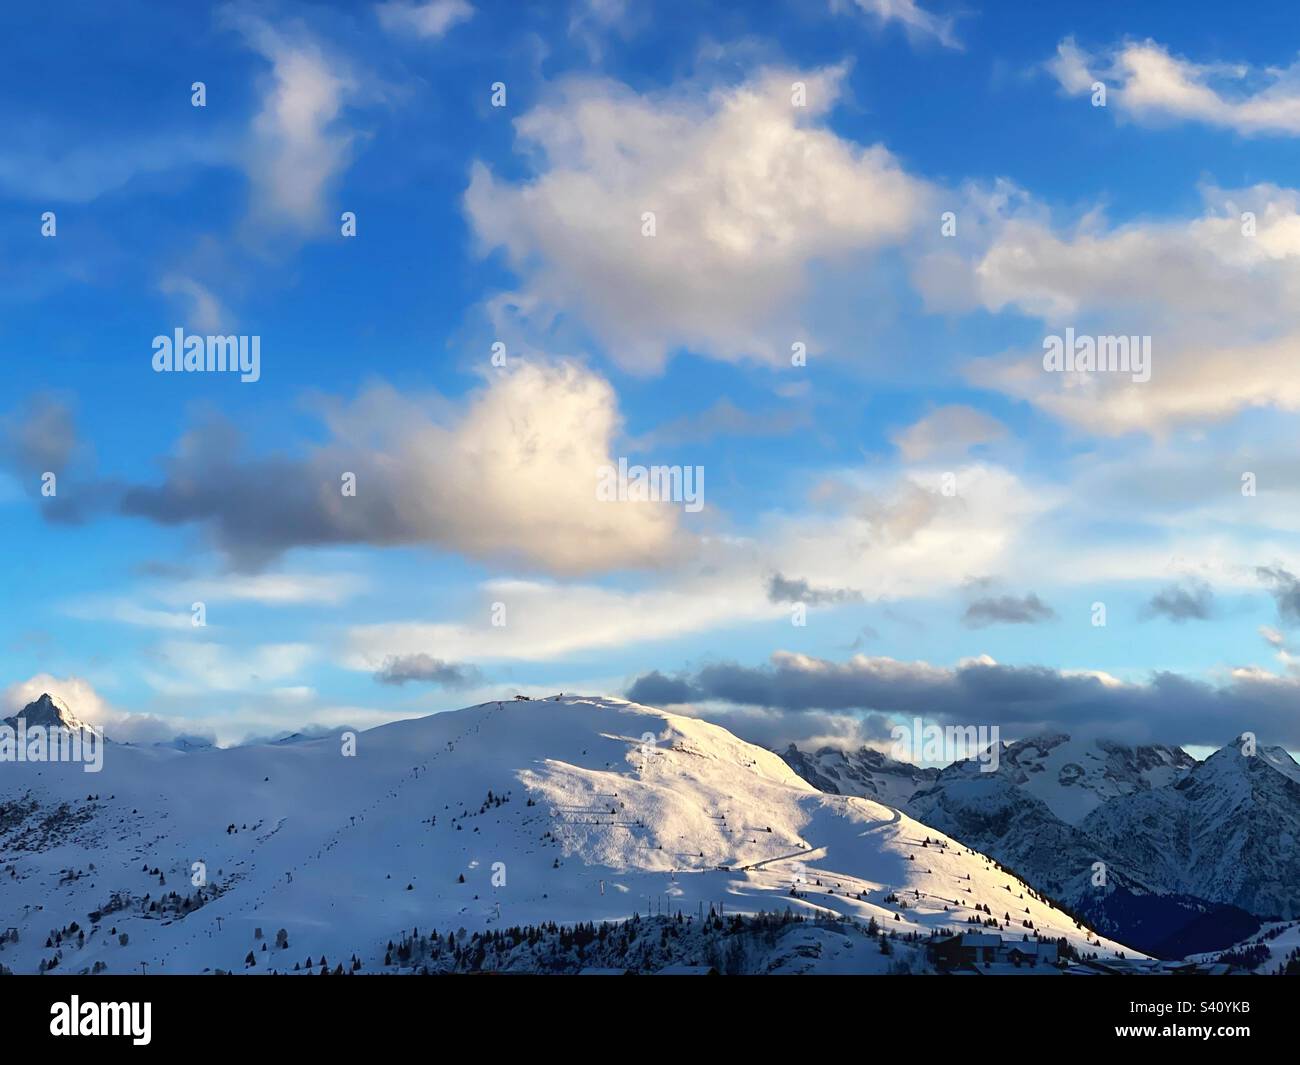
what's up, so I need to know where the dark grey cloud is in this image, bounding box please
[625,651,1300,749]
[1257,566,1300,626]
[1141,578,1214,623]
[373,654,482,689]
[961,592,1056,628]
[767,572,863,607]
[1,393,78,476]
[626,670,698,706]
[115,417,365,569]
[0,396,116,523]
[25,410,464,569]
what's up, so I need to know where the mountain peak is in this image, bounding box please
[778,742,939,803]
[1200,737,1300,787]
[4,692,87,731]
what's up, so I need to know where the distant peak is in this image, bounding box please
[5,691,86,731]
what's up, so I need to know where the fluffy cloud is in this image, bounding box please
[769,464,1054,601]
[4,674,113,723]
[1,674,208,745]
[1049,37,1300,136]
[466,66,928,371]
[567,0,641,61]
[891,404,1007,462]
[956,185,1300,433]
[226,9,360,235]
[78,362,688,574]
[142,641,317,695]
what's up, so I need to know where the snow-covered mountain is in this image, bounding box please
[962,733,1194,824]
[780,733,1195,825]
[0,695,1135,975]
[902,737,1300,955]
[3,691,89,732]
[778,744,938,806]
[1082,739,1300,920]
[779,731,1300,957]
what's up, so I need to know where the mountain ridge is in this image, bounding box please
[0,694,1135,975]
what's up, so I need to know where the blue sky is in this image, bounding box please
[5,0,1300,753]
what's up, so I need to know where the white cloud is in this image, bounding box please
[466,66,928,372]
[1,674,204,744]
[181,572,364,605]
[159,274,227,333]
[974,329,1300,435]
[316,361,689,574]
[969,188,1300,322]
[344,462,1048,666]
[835,0,960,50]
[891,405,1007,461]
[345,571,772,665]
[376,0,474,40]
[1048,37,1300,136]
[143,641,317,695]
[567,0,637,61]
[117,361,690,576]
[765,463,1054,601]
[944,184,1300,433]
[62,598,195,631]
[4,674,113,722]
[226,11,359,235]
[60,572,363,630]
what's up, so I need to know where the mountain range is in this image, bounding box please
[0,693,1131,975]
[780,732,1300,956]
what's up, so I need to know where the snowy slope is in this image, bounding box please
[1082,740,1300,919]
[1189,920,1300,975]
[778,744,939,806]
[0,696,1136,975]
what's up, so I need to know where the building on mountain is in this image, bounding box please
[928,933,1059,971]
